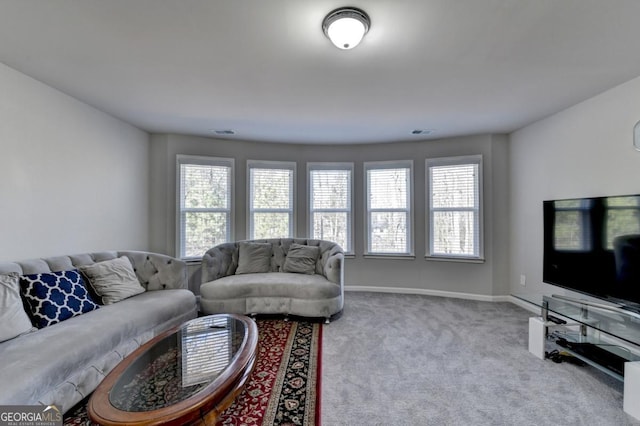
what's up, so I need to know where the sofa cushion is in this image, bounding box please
[79,256,145,304]
[19,270,100,329]
[283,244,320,275]
[0,289,197,408]
[201,272,341,300]
[0,273,34,342]
[236,242,272,274]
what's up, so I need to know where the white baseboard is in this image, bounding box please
[344,285,510,303]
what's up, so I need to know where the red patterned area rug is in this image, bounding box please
[63,319,322,426]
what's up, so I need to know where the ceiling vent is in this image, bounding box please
[212,129,236,135]
[411,129,434,135]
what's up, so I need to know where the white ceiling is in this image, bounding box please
[2,0,640,144]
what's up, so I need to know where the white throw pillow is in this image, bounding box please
[80,256,145,304]
[0,273,34,342]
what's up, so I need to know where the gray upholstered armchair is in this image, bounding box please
[199,238,344,322]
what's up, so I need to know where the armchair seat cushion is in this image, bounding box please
[201,272,341,300]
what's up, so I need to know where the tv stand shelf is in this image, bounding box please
[513,293,640,420]
[555,338,627,378]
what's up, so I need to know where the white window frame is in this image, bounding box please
[364,160,414,258]
[426,155,484,262]
[307,162,354,254]
[247,160,296,240]
[176,155,234,260]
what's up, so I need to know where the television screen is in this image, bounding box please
[543,194,640,310]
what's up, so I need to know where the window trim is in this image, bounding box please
[425,155,484,262]
[307,162,354,254]
[363,160,414,257]
[176,155,235,261]
[246,160,296,240]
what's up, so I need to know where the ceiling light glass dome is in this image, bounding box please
[322,7,370,50]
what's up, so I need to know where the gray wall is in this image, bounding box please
[0,63,150,260]
[509,75,640,298]
[6,47,639,302]
[150,133,510,298]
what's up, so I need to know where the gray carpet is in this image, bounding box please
[321,292,640,426]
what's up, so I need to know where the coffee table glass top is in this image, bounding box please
[109,315,247,412]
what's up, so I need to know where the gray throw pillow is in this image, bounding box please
[283,244,320,275]
[236,242,273,274]
[0,273,34,342]
[79,256,145,304]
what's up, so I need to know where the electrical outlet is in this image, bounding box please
[520,274,526,286]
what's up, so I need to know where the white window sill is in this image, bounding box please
[425,255,485,264]
[363,254,416,260]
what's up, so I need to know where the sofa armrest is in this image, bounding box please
[201,242,239,284]
[323,252,344,286]
[118,251,188,291]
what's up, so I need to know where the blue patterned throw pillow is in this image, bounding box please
[19,269,99,328]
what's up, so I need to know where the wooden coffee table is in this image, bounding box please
[88,314,258,425]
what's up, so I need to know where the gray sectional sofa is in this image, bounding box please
[0,250,197,413]
[200,238,344,322]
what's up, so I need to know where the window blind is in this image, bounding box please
[178,156,233,259]
[427,157,482,259]
[309,166,352,251]
[311,170,350,209]
[249,161,295,239]
[430,164,477,209]
[250,168,292,209]
[368,168,408,209]
[365,162,412,255]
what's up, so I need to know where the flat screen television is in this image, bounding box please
[543,193,640,312]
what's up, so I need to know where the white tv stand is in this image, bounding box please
[514,293,640,420]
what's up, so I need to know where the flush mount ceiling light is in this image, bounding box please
[322,7,370,50]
